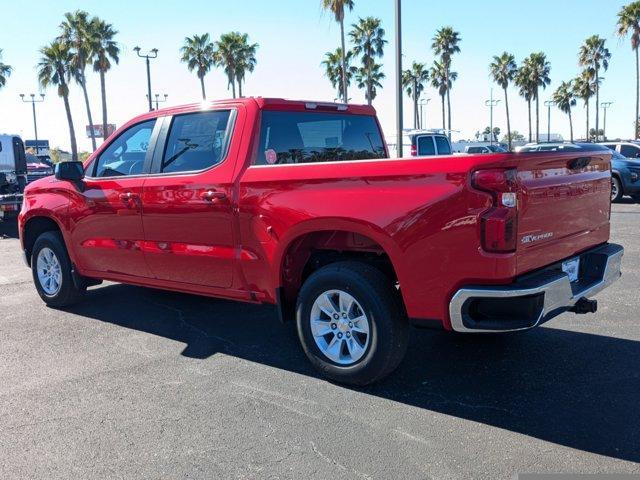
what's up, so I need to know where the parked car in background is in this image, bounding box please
[25,153,54,184]
[406,129,452,156]
[600,140,640,159]
[609,148,640,202]
[465,144,507,154]
[19,98,623,385]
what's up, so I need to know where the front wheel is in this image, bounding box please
[32,231,86,307]
[296,261,409,386]
[611,176,623,203]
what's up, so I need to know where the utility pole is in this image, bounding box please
[394,0,403,157]
[134,46,158,112]
[484,89,500,145]
[19,93,45,153]
[419,98,430,130]
[544,100,555,142]
[601,102,613,141]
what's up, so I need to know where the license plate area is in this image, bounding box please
[562,257,580,283]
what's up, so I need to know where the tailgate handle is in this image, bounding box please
[568,157,592,170]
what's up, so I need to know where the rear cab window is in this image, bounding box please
[255,111,386,165]
[417,136,435,156]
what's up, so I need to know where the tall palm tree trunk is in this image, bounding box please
[80,72,97,152]
[230,77,236,98]
[503,88,511,151]
[339,17,348,103]
[594,67,600,139]
[99,70,108,142]
[527,99,532,142]
[569,110,574,142]
[636,47,639,139]
[585,99,590,140]
[414,80,419,129]
[535,90,540,143]
[441,95,445,129]
[61,82,78,161]
[200,76,206,100]
[445,71,451,139]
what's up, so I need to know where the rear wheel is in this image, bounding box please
[31,231,86,307]
[611,176,623,203]
[296,261,409,386]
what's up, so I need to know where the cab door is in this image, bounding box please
[140,107,240,288]
[69,119,159,277]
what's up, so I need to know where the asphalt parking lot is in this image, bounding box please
[1,203,639,480]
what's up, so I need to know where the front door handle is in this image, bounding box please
[119,192,139,205]
[200,190,227,202]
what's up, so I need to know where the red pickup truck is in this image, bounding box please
[18,98,623,385]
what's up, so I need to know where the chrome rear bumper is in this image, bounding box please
[449,243,624,333]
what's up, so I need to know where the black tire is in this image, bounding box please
[31,231,86,307]
[296,261,409,386]
[611,175,623,203]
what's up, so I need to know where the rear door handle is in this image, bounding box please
[200,190,227,202]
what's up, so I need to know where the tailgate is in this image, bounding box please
[515,150,611,275]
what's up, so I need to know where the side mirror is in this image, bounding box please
[55,161,85,182]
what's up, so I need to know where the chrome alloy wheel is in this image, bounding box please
[611,177,620,201]
[310,289,370,365]
[36,247,62,296]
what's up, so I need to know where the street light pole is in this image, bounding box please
[484,89,500,146]
[19,93,45,153]
[394,0,403,157]
[544,100,555,142]
[147,93,168,111]
[419,98,430,130]
[134,46,158,112]
[601,102,613,141]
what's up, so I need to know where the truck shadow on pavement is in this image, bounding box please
[68,283,640,464]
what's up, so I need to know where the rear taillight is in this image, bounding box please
[472,168,519,253]
[410,143,417,156]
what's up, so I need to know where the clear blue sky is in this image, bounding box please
[0,0,634,151]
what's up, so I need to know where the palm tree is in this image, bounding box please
[578,35,611,140]
[214,32,258,98]
[553,81,577,142]
[402,62,429,128]
[355,62,385,104]
[233,33,258,98]
[91,18,119,141]
[37,41,78,161]
[0,49,11,89]
[59,10,98,151]
[181,33,215,100]
[573,70,596,141]
[617,2,640,139]
[322,47,357,100]
[432,27,461,137]
[350,17,387,105]
[430,60,456,130]
[515,63,535,142]
[525,52,551,143]
[489,52,517,150]
[321,0,354,103]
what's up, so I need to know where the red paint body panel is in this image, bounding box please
[18,98,613,330]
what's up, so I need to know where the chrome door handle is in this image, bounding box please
[200,190,227,202]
